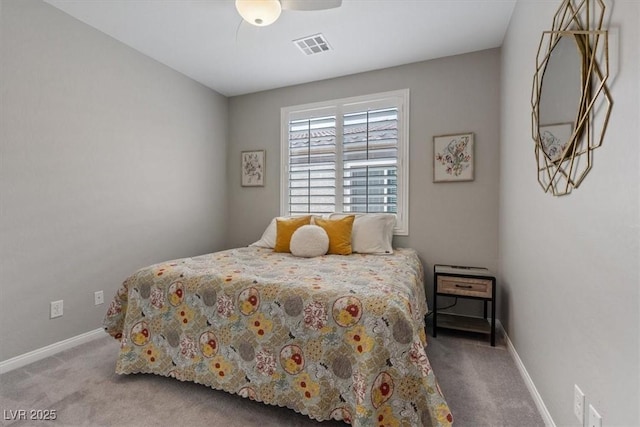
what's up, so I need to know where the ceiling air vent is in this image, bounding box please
[293,33,332,56]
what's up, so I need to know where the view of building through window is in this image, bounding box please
[287,108,398,214]
[281,89,409,234]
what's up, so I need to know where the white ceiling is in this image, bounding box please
[44,0,516,97]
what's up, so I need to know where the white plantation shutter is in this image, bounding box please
[288,115,337,214]
[281,90,409,234]
[342,107,398,214]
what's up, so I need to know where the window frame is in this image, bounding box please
[280,89,410,235]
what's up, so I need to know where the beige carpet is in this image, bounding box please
[0,328,544,427]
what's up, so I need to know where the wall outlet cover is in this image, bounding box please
[94,290,104,305]
[588,404,602,427]
[574,384,585,423]
[50,300,63,318]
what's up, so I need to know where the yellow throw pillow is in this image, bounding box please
[274,216,312,253]
[315,215,355,255]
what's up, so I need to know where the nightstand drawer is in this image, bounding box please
[437,276,492,298]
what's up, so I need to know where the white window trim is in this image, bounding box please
[280,89,409,235]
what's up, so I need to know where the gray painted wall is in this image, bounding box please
[0,0,229,361]
[8,2,636,424]
[500,1,639,425]
[227,50,501,312]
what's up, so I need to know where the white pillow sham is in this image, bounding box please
[250,217,278,248]
[328,213,395,254]
[250,216,322,249]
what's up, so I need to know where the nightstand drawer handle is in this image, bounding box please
[454,284,473,289]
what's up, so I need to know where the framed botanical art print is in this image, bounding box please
[433,132,474,182]
[241,150,265,187]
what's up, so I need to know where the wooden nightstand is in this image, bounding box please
[432,264,496,346]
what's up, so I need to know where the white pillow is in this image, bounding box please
[328,213,395,254]
[250,217,278,248]
[290,225,329,258]
[250,216,323,248]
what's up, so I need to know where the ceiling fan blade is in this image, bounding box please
[280,0,342,12]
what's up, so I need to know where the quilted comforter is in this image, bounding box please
[104,247,452,426]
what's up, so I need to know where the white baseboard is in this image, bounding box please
[0,328,105,374]
[497,320,556,427]
[1,322,555,426]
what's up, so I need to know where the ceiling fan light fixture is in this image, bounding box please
[235,0,282,27]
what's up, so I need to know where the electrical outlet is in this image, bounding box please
[94,290,104,305]
[50,300,63,318]
[574,385,585,423]
[588,404,602,427]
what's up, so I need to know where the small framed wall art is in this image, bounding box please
[433,132,474,182]
[241,150,265,187]
[539,122,572,163]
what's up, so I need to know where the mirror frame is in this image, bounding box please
[531,0,612,196]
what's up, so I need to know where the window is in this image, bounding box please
[280,89,409,235]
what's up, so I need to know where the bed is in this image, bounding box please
[104,216,453,427]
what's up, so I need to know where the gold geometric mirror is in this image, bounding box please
[531,0,612,196]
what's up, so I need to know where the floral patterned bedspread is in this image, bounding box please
[103,247,453,426]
